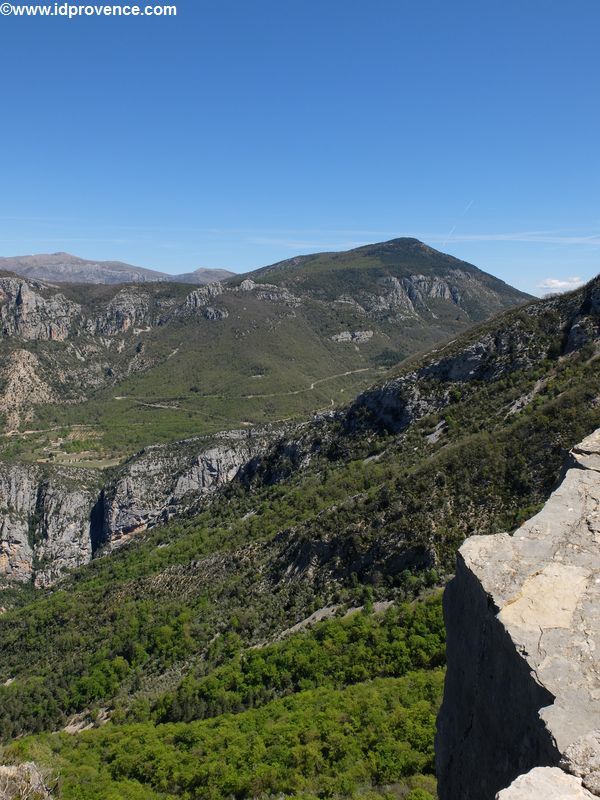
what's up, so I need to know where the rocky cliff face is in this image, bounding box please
[357,273,463,318]
[436,430,600,799]
[101,429,269,549]
[184,283,223,309]
[0,350,58,429]
[0,430,269,587]
[0,463,96,588]
[0,276,230,344]
[0,277,81,341]
[0,761,54,799]
[91,287,153,335]
[237,278,301,306]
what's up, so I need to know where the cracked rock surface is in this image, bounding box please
[496,767,596,799]
[436,429,600,799]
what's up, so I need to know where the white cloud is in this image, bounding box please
[537,276,585,292]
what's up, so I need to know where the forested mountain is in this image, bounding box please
[0,268,598,799]
[242,237,526,325]
[0,238,529,459]
[0,239,530,588]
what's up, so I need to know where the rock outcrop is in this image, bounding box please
[436,430,600,799]
[92,287,152,335]
[0,430,271,586]
[0,463,97,588]
[496,767,596,799]
[0,761,54,798]
[0,277,80,341]
[331,330,373,343]
[237,278,300,306]
[102,429,268,548]
[202,306,229,320]
[183,283,223,310]
[361,274,462,318]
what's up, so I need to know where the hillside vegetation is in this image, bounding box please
[0,238,529,462]
[0,261,598,798]
[2,600,444,799]
[244,238,519,305]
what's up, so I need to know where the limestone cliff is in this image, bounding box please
[0,430,268,587]
[436,430,600,799]
[101,429,269,549]
[0,463,96,588]
[0,277,81,341]
[0,350,58,430]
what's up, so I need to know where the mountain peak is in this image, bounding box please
[351,237,436,256]
[241,238,531,315]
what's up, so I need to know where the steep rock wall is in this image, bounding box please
[436,430,600,799]
[0,463,96,588]
[0,430,268,586]
[102,429,268,549]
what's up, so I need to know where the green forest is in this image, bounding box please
[3,599,444,800]
[1,278,599,798]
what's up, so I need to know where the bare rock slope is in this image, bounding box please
[0,761,53,798]
[436,430,600,799]
[0,429,268,588]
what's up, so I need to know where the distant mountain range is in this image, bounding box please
[0,237,531,464]
[0,247,597,788]
[174,266,236,284]
[0,252,235,285]
[0,240,528,300]
[5,236,597,800]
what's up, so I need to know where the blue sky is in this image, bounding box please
[1,0,599,294]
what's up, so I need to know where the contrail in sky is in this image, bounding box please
[443,199,474,246]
